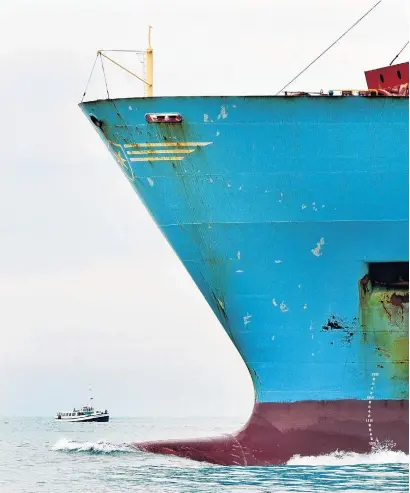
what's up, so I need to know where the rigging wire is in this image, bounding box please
[99,49,145,54]
[100,54,110,99]
[81,50,149,101]
[275,0,383,95]
[389,41,409,65]
[81,53,99,102]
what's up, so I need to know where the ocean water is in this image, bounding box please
[0,417,408,493]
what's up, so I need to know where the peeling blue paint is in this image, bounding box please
[80,96,409,403]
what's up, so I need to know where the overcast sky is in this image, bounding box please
[0,0,407,417]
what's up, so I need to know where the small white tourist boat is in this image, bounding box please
[55,388,109,422]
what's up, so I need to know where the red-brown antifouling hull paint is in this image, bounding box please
[134,400,409,466]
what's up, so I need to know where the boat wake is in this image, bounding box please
[52,438,135,454]
[52,437,409,467]
[288,441,409,466]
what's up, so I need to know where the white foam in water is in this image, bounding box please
[52,438,134,454]
[52,437,409,467]
[288,441,409,466]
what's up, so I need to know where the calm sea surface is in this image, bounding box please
[0,417,408,492]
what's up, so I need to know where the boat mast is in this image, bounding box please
[88,385,93,408]
[82,26,153,100]
[145,26,154,97]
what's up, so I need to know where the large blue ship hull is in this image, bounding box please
[80,96,409,464]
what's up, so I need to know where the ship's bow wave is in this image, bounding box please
[52,438,135,454]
